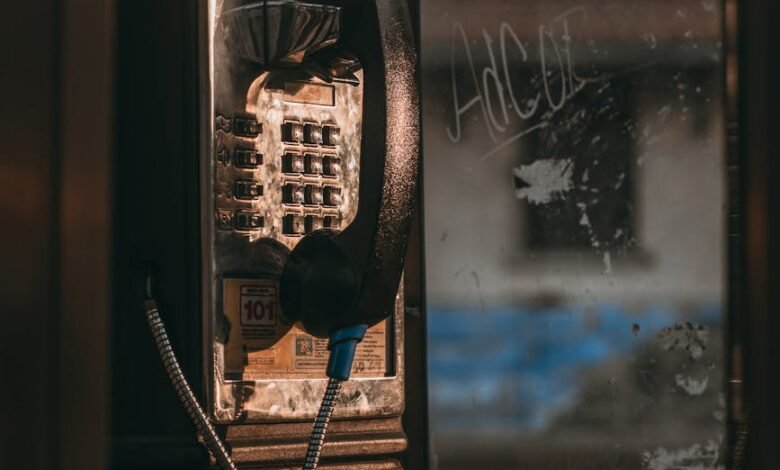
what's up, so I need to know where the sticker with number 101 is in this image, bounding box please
[240,284,277,327]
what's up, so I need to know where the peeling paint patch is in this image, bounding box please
[641,440,722,470]
[513,158,573,204]
[657,322,710,359]
[675,373,709,396]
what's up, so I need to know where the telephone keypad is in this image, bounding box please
[215,114,349,236]
[214,74,360,243]
[277,117,347,237]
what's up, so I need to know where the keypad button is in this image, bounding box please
[304,185,323,205]
[283,214,305,235]
[235,180,262,199]
[322,156,342,177]
[323,186,342,206]
[304,215,323,233]
[303,124,323,145]
[235,211,263,230]
[282,183,305,204]
[322,125,340,146]
[282,122,304,143]
[234,148,262,168]
[304,153,323,175]
[282,152,304,174]
[233,118,262,137]
[323,215,341,230]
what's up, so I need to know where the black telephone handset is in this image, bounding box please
[279,0,419,340]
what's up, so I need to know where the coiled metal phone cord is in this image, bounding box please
[303,377,343,469]
[142,275,238,470]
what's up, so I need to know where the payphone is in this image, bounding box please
[129,0,419,468]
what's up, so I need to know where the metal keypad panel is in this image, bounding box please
[213,71,362,250]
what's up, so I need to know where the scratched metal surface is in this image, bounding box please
[213,70,362,250]
[213,290,404,422]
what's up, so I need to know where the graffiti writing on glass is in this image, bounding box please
[446,7,589,160]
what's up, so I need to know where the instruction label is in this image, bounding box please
[223,278,388,379]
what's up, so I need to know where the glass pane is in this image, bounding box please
[421,1,726,468]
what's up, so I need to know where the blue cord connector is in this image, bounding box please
[326,324,368,381]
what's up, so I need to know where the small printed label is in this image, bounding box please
[240,285,277,327]
[223,278,387,379]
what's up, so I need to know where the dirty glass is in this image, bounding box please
[421,1,726,468]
